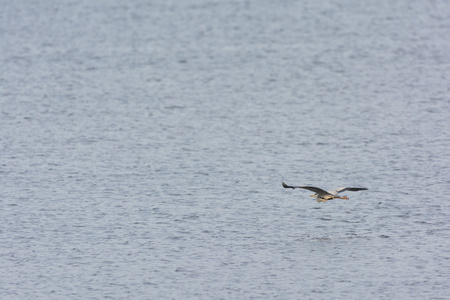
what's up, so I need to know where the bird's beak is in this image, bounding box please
[342,196,349,200]
[310,195,316,197]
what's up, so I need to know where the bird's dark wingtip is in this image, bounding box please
[282,182,294,189]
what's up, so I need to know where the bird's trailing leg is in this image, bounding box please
[334,196,349,200]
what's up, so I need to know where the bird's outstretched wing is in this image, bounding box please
[282,182,299,189]
[283,183,332,197]
[332,187,368,194]
[297,186,334,197]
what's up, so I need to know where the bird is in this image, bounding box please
[282,182,368,202]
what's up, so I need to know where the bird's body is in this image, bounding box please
[282,182,367,202]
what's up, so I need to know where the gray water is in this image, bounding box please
[1,1,450,299]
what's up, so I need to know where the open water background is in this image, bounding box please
[1,1,449,299]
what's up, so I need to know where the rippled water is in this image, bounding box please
[1,1,450,299]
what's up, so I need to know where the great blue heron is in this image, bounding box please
[282,182,368,202]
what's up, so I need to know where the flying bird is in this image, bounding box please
[282,182,368,202]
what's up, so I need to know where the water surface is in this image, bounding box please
[1,1,449,299]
